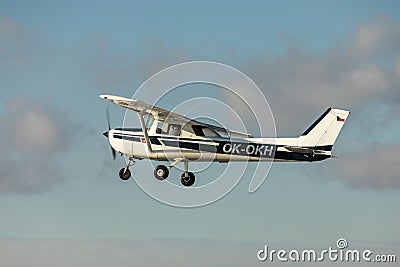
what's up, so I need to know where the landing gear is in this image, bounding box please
[153,159,181,181]
[119,157,135,181]
[154,165,169,180]
[181,172,195,187]
[152,160,196,186]
[180,161,195,186]
[119,168,131,180]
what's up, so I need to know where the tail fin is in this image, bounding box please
[298,108,350,148]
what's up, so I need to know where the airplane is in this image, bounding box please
[100,94,350,186]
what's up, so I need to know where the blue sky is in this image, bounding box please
[0,1,399,266]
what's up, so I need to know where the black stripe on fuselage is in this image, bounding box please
[113,134,141,142]
[114,127,143,131]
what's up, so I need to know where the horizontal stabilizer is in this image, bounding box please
[284,146,330,155]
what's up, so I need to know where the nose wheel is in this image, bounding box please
[118,157,135,181]
[119,168,131,180]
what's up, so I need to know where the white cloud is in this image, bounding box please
[351,15,400,58]
[11,110,58,152]
[321,143,400,189]
[352,20,386,57]
[0,97,77,194]
[347,64,387,93]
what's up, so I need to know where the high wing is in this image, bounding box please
[99,94,252,138]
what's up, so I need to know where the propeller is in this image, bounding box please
[104,107,117,160]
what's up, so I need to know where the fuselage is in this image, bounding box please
[107,128,332,163]
[100,95,349,186]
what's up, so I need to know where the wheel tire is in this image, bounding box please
[119,168,131,180]
[154,165,169,180]
[180,172,195,187]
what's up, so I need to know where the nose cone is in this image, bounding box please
[103,131,109,138]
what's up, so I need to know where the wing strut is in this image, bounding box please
[137,112,153,155]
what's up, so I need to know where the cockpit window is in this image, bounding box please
[144,116,154,130]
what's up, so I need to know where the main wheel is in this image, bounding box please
[119,168,131,180]
[180,172,195,187]
[154,165,169,180]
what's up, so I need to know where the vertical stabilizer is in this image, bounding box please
[298,108,350,147]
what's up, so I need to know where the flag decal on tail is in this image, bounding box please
[337,116,345,122]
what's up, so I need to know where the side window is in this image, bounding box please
[192,125,205,136]
[191,125,220,137]
[202,128,219,137]
[168,124,181,136]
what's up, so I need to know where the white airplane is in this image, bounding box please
[100,95,350,186]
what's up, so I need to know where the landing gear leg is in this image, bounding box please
[119,157,135,180]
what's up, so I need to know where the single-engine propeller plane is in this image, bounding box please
[100,95,349,186]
